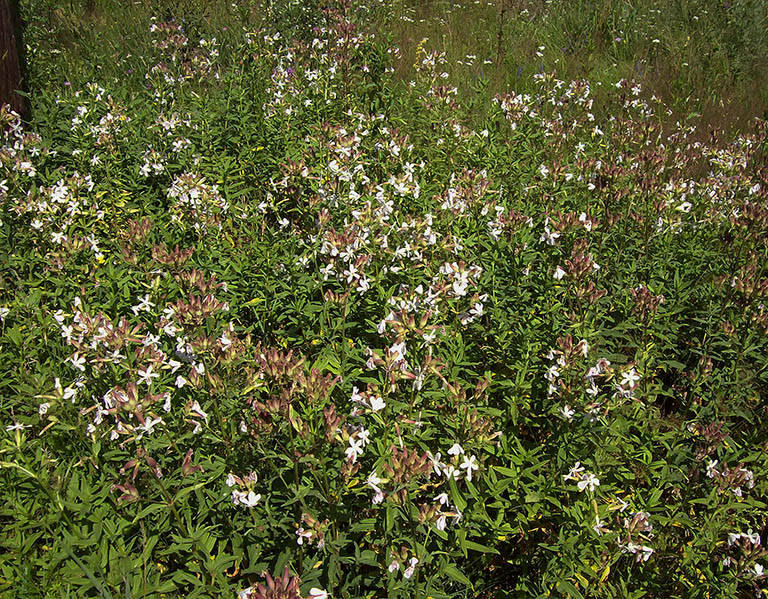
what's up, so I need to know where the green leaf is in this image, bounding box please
[462,540,499,555]
[443,563,472,587]
[61,537,114,599]
[557,580,584,599]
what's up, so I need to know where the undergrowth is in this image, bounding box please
[1,1,767,598]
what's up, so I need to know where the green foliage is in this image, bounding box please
[1,1,768,598]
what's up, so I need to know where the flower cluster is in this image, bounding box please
[227,471,262,508]
[167,172,230,233]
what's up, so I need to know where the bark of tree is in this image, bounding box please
[0,0,27,118]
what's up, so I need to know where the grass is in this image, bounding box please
[23,0,768,133]
[369,0,768,133]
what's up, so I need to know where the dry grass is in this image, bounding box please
[367,0,768,134]
[22,0,768,134]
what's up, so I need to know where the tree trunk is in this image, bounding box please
[0,0,27,118]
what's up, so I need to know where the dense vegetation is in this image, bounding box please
[1,1,767,597]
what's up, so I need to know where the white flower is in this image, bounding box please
[620,368,641,389]
[377,316,389,334]
[621,541,653,562]
[545,365,561,381]
[563,462,585,481]
[131,294,155,316]
[190,401,209,424]
[70,353,86,371]
[232,489,261,507]
[742,469,755,489]
[428,451,443,476]
[367,471,383,490]
[403,557,419,579]
[540,225,560,245]
[410,367,426,391]
[560,405,575,421]
[137,364,159,386]
[452,278,469,296]
[633,545,654,562]
[219,332,232,349]
[358,427,371,446]
[5,422,31,432]
[469,302,484,317]
[586,358,611,378]
[436,513,447,531]
[308,589,329,599]
[135,416,163,438]
[592,516,609,535]
[460,454,479,482]
[577,472,600,492]
[296,528,312,545]
[447,443,464,456]
[345,436,364,463]
[389,341,407,363]
[368,395,385,411]
[553,266,566,280]
[342,263,358,283]
[443,464,462,480]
